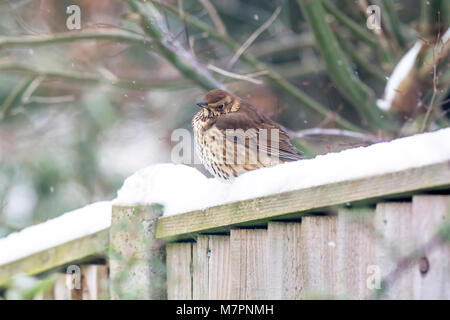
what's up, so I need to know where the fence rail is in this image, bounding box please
[0,229,108,287]
[156,161,450,241]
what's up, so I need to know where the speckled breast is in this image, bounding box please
[193,115,234,181]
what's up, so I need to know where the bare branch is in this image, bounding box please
[150,0,365,132]
[198,0,227,36]
[207,64,263,85]
[421,12,445,132]
[0,62,194,91]
[0,28,153,49]
[226,7,281,70]
[288,128,383,143]
[20,76,45,104]
[25,95,76,104]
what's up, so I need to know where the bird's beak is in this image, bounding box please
[196,102,208,108]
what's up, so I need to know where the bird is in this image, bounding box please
[192,89,303,181]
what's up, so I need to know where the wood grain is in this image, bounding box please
[81,264,109,300]
[208,235,232,299]
[193,235,232,299]
[267,222,303,299]
[193,236,209,299]
[53,272,82,300]
[300,215,338,298]
[230,229,268,299]
[375,196,450,299]
[166,242,193,299]
[375,202,415,299]
[336,208,376,299]
[411,195,450,299]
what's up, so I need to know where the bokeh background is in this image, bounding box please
[0,0,448,237]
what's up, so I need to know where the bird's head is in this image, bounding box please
[197,89,240,117]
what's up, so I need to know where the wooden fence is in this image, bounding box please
[165,196,450,299]
[0,159,449,299]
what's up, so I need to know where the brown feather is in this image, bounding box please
[214,102,303,162]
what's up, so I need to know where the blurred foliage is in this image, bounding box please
[2,273,58,300]
[0,0,448,237]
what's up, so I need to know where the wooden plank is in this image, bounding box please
[230,229,268,299]
[336,208,376,299]
[267,222,302,299]
[109,204,165,300]
[53,274,68,300]
[230,230,246,299]
[81,264,109,300]
[37,264,108,300]
[300,216,338,298]
[208,235,232,299]
[0,229,108,287]
[375,202,415,299]
[193,235,232,299]
[375,196,450,299]
[193,236,209,299]
[411,195,450,299]
[156,162,450,240]
[53,271,82,300]
[166,242,193,300]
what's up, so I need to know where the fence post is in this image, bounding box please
[109,204,165,299]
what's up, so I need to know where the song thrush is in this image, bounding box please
[193,89,303,181]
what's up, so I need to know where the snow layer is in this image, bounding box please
[443,27,450,43]
[376,41,422,110]
[115,128,450,216]
[377,27,450,111]
[0,201,111,265]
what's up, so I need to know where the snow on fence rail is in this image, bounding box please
[0,128,449,299]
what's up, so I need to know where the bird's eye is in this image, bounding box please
[217,104,224,110]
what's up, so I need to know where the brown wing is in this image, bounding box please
[213,102,303,162]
